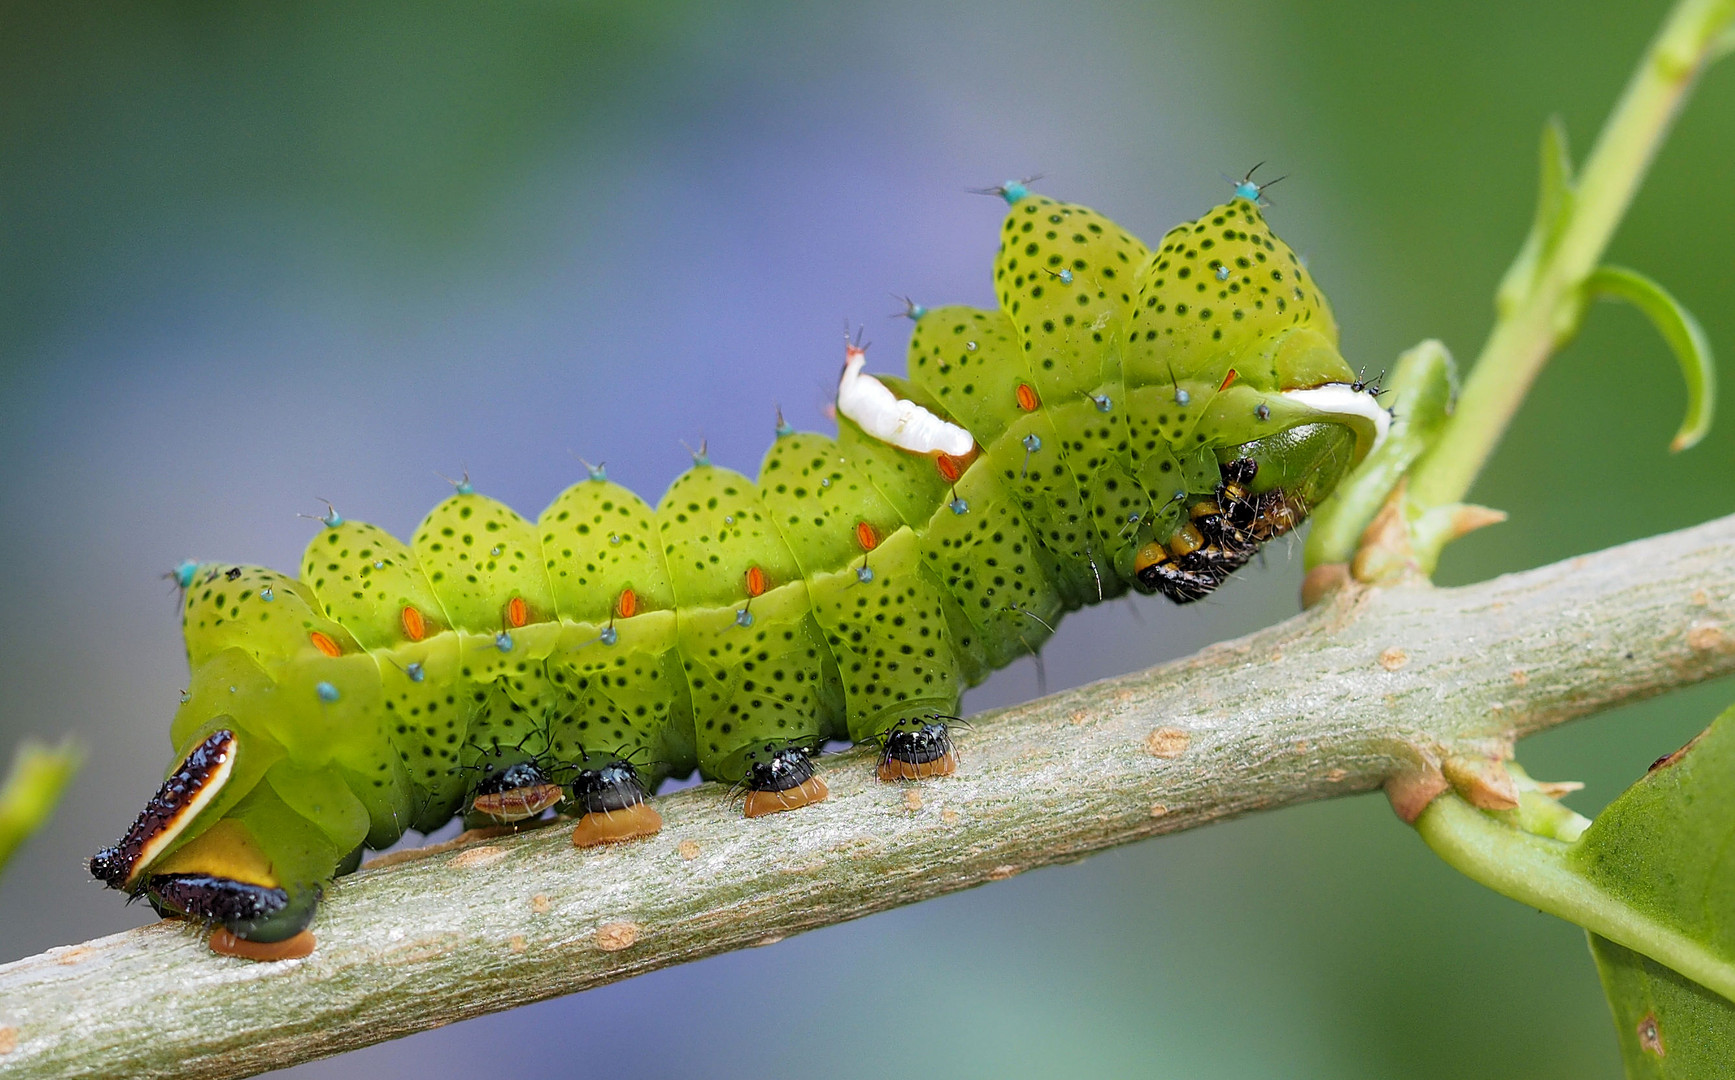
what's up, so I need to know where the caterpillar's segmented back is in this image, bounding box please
[91,182,1389,958]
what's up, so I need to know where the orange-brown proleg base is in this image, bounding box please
[208,927,316,961]
[570,802,664,847]
[742,776,829,818]
[470,783,565,823]
[876,750,959,781]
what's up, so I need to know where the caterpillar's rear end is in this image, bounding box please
[92,181,1388,958]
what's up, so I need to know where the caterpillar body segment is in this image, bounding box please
[93,190,1389,956]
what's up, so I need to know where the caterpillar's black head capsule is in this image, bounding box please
[468,760,563,824]
[568,757,663,848]
[89,845,130,890]
[877,717,959,781]
[740,743,829,819]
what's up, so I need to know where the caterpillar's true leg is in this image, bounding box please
[739,743,829,818]
[1132,522,1238,603]
[875,716,959,781]
[569,757,663,847]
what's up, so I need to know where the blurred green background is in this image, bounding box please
[2,1,1731,1076]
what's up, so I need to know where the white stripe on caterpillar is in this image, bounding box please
[836,344,975,457]
[1281,384,1391,456]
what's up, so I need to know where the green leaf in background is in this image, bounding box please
[0,738,82,879]
[1574,709,1735,1077]
[1495,116,1576,319]
[1583,265,1717,453]
[1414,705,1735,1064]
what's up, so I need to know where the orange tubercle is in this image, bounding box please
[401,606,426,642]
[743,776,829,818]
[934,446,978,483]
[1014,382,1040,411]
[615,588,638,619]
[854,521,881,552]
[744,565,768,598]
[570,802,664,847]
[506,596,529,628]
[1219,368,1238,392]
[209,927,315,961]
[308,631,342,658]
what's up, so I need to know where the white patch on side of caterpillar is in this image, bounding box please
[1282,384,1391,457]
[837,344,975,457]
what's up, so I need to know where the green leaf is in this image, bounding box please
[1495,116,1576,318]
[1585,265,1717,451]
[1591,938,1735,1078]
[1575,708,1735,1077]
[1714,23,1735,61]
[0,738,82,879]
[1414,706,1735,1006]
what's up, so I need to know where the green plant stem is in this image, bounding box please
[1406,0,1735,512]
[1415,794,1735,1004]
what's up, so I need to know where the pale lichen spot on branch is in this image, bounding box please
[1144,728,1191,758]
[593,923,639,952]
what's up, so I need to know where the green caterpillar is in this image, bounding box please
[90,178,1389,959]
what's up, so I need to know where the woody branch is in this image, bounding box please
[0,511,1731,1080]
